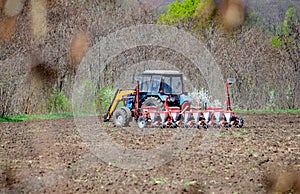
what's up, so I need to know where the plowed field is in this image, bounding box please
[1,113,300,193]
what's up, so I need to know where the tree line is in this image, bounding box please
[0,0,299,117]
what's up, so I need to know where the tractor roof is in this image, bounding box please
[142,70,182,76]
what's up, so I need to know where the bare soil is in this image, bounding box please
[0,113,300,194]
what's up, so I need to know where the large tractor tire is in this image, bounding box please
[142,97,164,111]
[112,107,130,127]
[121,107,132,122]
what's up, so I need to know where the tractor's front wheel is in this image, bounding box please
[121,107,132,122]
[112,107,130,127]
[142,97,164,110]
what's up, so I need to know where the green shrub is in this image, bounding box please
[158,0,200,24]
[158,0,217,30]
[96,86,116,114]
[48,91,72,113]
[270,7,299,47]
[270,35,282,47]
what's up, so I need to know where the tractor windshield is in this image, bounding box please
[162,75,183,94]
[140,75,161,93]
[139,74,183,94]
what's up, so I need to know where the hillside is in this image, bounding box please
[0,0,299,116]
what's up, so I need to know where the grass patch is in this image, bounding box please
[233,131,243,137]
[235,109,300,114]
[183,181,196,187]
[150,177,166,185]
[0,112,99,122]
[232,129,251,137]
[0,113,75,122]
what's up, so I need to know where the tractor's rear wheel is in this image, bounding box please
[112,107,130,127]
[142,97,164,111]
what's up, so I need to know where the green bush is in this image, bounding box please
[158,0,199,24]
[96,86,116,114]
[270,7,299,47]
[270,35,282,47]
[158,0,217,31]
[282,7,298,34]
[47,91,72,113]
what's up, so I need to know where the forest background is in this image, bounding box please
[0,0,299,117]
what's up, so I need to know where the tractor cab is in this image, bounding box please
[139,70,184,95]
[137,70,191,108]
